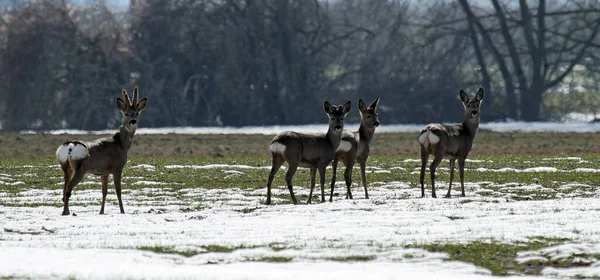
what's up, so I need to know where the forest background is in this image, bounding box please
[0,0,599,131]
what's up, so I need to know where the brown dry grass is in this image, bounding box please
[1,131,598,159]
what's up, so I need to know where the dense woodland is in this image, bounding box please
[0,0,599,131]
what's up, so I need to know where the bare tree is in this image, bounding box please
[459,0,600,121]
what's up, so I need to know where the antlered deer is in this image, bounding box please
[418,88,484,198]
[56,87,148,215]
[266,101,351,205]
[329,97,380,201]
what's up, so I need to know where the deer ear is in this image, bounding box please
[116,97,127,111]
[459,90,469,103]
[323,101,334,114]
[358,99,367,112]
[369,97,380,110]
[342,101,352,114]
[137,97,148,112]
[475,88,484,101]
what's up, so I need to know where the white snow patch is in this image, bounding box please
[131,164,156,171]
[574,168,600,172]
[133,181,172,185]
[165,164,269,170]
[20,121,600,135]
[0,180,25,185]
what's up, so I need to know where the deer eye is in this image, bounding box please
[341,117,344,120]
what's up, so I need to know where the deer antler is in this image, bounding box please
[122,89,132,106]
[133,86,139,105]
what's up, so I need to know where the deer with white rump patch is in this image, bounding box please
[56,87,148,215]
[266,101,351,205]
[329,97,380,202]
[418,88,484,198]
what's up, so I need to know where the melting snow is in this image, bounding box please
[20,121,600,135]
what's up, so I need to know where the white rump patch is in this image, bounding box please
[56,143,89,163]
[269,142,286,155]
[336,140,352,152]
[418,131,440,149]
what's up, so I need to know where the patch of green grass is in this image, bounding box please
[402,252,415,259]
[4,228,41,235]
[326,255,376,262]
[139,244,260,257]
[415,237,572,276]
[446,215,464,220]
[2,153,600,209]
[246,256,293,262]
[138,246,200,257]
[202,244,256,253]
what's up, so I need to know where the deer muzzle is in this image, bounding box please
[129,120,138,126]
[334,125,342,131]
[373,121,380,127]
[470,110,478,117]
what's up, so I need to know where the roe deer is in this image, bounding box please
[266,101,351,205]
[56,87,148,215]
[418,88,484,198]
[328,97,380,202]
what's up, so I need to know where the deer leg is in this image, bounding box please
[99,175,109,214]
[318,165,327,203]
[344,160,355,199]
[61,165,72,203]
[419,147,429,198]
[305,168,318,204]
[360,161,370,199]
[429,155,443,198]
[63,166,86,216]
[458,158,466,197]
[307,168,317,204]
[266,155,284,205]
[329,158,338,202]
[344,163,354,199]
[113,171,125,214]
[285,163,299,204]
[445,159,456,198]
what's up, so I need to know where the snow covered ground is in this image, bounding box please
[2,160,600,279]
[19,121,600,135]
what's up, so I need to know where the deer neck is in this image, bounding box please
[462,114,480,139]
[358,124,376,144]
[115,125,136,151]
[326,128,343,150]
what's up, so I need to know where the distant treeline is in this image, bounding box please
[0,0,599,131]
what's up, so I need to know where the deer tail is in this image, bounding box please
[418,130,440,149]
[56,141,89,164]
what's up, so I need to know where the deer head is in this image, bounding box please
[358,97,380,129]
[460,88,484,122]
[324,101,352,132]
[116,86,148,131]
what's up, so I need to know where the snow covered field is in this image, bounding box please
[20,121,600,135]
[2,157,600,279]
